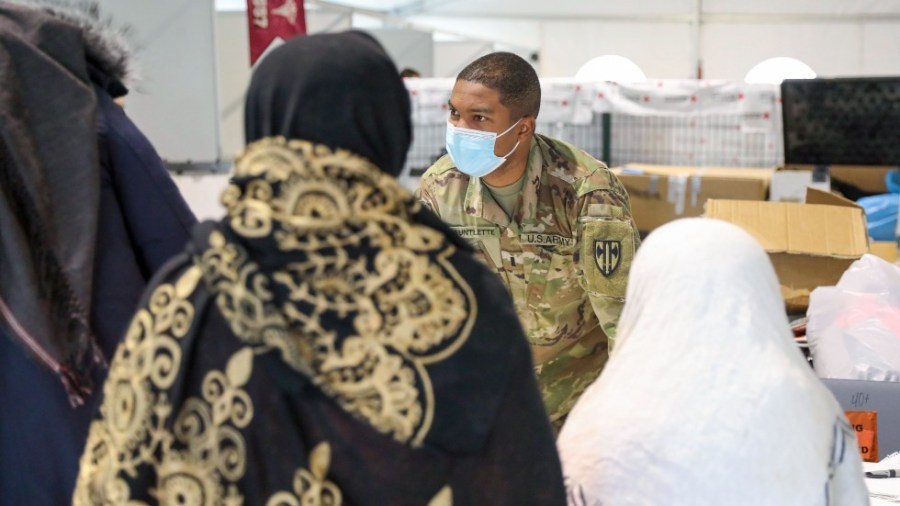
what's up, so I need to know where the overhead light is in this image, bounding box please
[214,0,246,11]
[745,57,816,85]
[575,55,647,83]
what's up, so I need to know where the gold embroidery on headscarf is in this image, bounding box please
[72,267,257,505]
[74,137,478,503]
[199,137,477,447]
[265,442,343,506]
[428,486,454,506]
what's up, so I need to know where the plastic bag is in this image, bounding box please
[808,254,900,381]
[858,193,900,241]
[885,170,900,194]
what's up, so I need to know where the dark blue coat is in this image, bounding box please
[0,87,197,504]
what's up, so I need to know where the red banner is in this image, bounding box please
[247,0,307,65]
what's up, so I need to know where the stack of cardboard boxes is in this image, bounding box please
[613,163,886,312]
[611,164,773,232]
[615,163,900,459]
[705,188,868,312]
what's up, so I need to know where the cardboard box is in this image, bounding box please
[871,241,899,264]
[705,188,868,311]
[782,164,893,195]
[612,164,774,232]
[769,169,830,202]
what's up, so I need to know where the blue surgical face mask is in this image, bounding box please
[445,118,523,178]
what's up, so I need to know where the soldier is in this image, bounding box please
[417,52,640,430]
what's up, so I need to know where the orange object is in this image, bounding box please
[845,411,879,462]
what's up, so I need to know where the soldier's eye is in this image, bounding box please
[474,115,486,122]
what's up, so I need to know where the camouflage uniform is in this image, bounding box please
[417,134,640,429]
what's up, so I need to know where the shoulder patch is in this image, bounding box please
[585,203,625,219]
[579,219,634,298]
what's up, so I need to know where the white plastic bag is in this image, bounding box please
[808,254,900,381]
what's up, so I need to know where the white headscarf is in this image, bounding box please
[557,218,867,506]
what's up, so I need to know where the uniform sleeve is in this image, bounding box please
[415,177,440,215]
[573,176,640,350]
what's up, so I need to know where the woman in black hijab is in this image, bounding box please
[0,4,196,504]
[74,31,565,505]
[244,31,411,175]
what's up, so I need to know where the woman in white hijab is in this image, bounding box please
[557,218,867,506]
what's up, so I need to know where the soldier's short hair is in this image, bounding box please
[457,52,541,119]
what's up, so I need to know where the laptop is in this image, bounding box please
[823,378,900,457]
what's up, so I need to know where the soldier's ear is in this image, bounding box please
[519,117,536,138]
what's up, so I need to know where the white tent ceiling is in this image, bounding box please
[215,1,900,80]
[318,0,900,18]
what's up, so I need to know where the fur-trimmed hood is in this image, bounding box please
[8,0,134,86]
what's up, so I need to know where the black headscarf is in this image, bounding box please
[0,4,102,404]
[244,31,412,177]
[74,30,566,505]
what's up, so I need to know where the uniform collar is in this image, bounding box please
[463,137,543,234]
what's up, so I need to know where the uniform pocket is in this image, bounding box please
[522,245,583,348]
[542,251,580,302]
